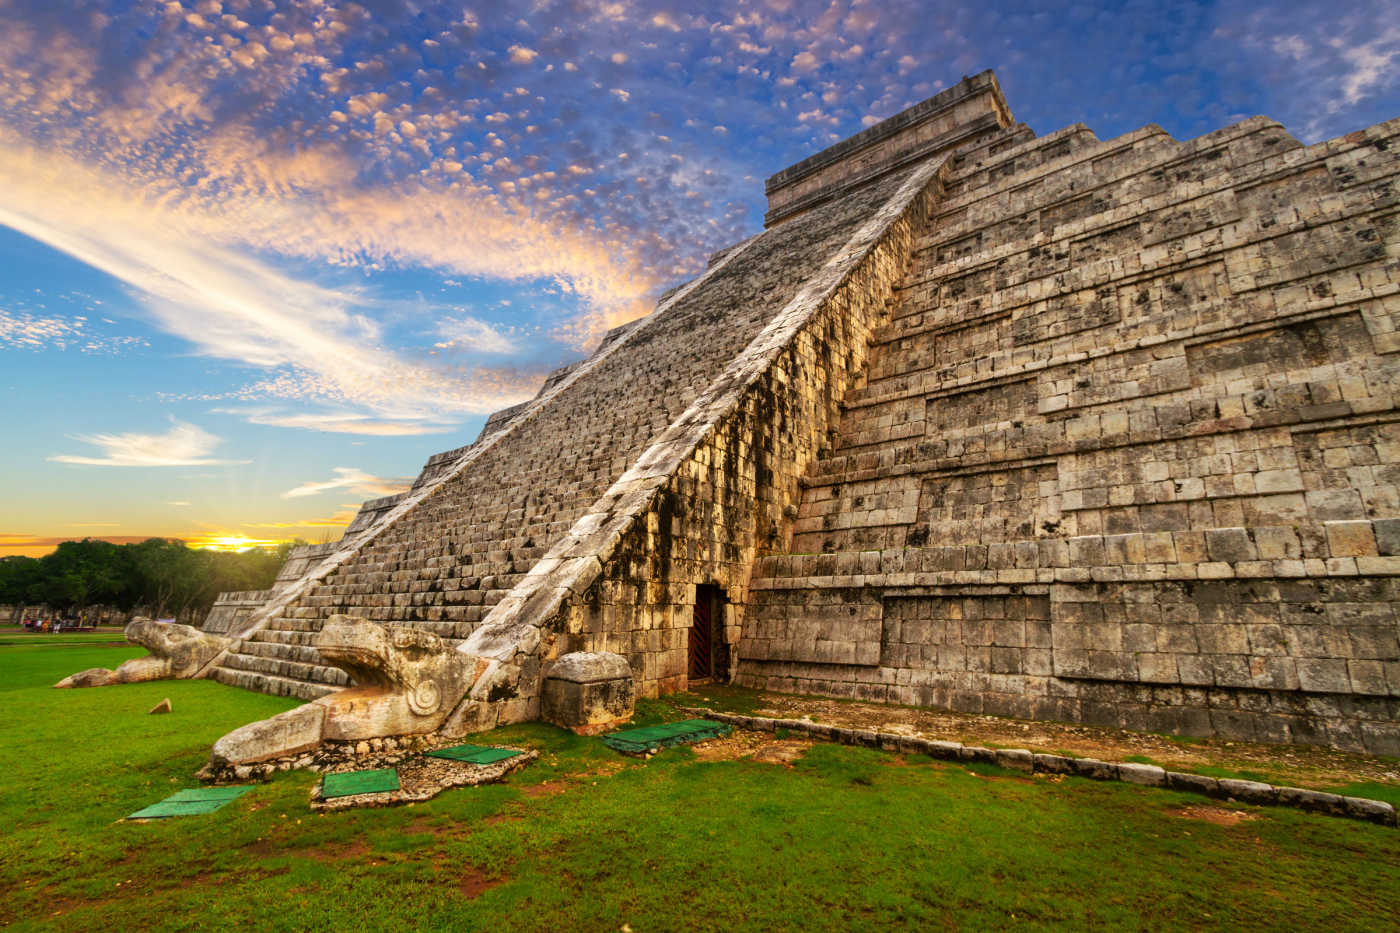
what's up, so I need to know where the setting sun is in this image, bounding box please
[186,534,288,553]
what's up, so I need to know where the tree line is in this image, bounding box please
[0,538,299,621]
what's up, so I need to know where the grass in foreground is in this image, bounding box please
[3,641,1399,932]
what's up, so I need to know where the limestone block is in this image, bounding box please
[1115,762,1166,786]
[1275,787,1347,815]
[1341,796,1397,825]
[541,652,636,734]
[993,748,1033,771]
[210,702,326,766]
[1325,520,1379,558]
[1164,771,1220,796]
[1217,778,1276,805]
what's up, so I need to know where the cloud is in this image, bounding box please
[1335,27,1400,106]
[281,467,412,499]
[432,315,518,354]
[0,136,633,416]
[0,307,145,353]
[244,509,360,529]
[225,409,457,436]
[0,534,171,556]
[50,419,246,467]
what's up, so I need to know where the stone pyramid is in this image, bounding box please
[199,70,1400,757]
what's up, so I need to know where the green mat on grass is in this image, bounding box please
[128,785,254,820]
[602,718,731,754]
[426,744,523,765]
[320,768,400,798]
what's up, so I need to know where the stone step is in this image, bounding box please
[252,629,319,648]
[218,650,351,688]
[236,639,323,666]
[207,666,336,701]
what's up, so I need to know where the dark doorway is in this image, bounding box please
[689,585,726,683]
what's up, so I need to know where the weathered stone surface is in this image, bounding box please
[541,652,636,734]
[1070,757,1119,781]
[1217,778,1277,805]
[1033,753,1076,775]
[994,748,1034,771]
[959,745,999,764]
[1115,762,1166,786]
[1276,787,1346,815]
[1341,795,1397,826]
[55,619,230,688]
[211,702,326,766]
[545,652,633,684]
[1165,771,1221,796]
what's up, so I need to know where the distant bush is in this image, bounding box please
[0,538,301,619]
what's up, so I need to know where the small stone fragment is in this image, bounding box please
[148,698,172,715]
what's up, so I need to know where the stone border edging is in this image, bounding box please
[682,708,1398,828]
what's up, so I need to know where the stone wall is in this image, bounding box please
[737,109,1400,754]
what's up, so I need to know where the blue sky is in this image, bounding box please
[1,0,1397,556]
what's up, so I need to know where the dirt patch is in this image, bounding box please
[521,763,626,798]
[1175,805,1262,826]
[523,780,569,798]
[459,865,507,899]
[690,730,813,765]
[750,741,810,766]
[691,688,1400,789]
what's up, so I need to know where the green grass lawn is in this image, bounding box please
[3,641,1399,932]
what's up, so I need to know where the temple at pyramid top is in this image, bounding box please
[764,70,1014,225]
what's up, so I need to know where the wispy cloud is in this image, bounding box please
[432,315,519,354]
[50,419,246,467]
[215,408,457,436]
[244,508,362,530]
[281,467,412,500]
